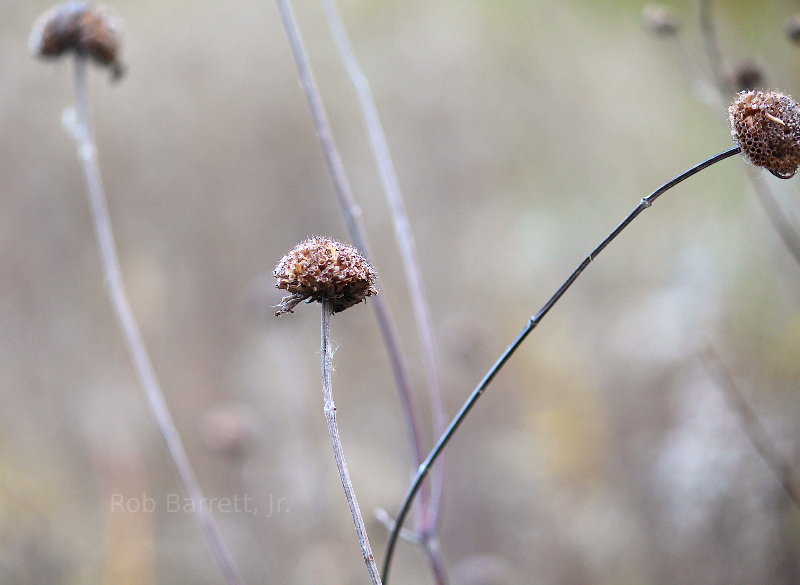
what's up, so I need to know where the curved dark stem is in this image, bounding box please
[381,146,742,584]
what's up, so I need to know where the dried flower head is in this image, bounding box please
[642,5,679,37]
[786,14,800,44]
[727,62,764,93]
[274,237,377,316]
[29,2,124,80]
[729,90,800,179]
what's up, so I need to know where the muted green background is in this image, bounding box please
[2,1,800,583]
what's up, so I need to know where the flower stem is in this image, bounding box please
[273,0,429,531]
[320,300,383,585]
[699,346,800,509]
[319,1,448,578]
[70,56,244,585]
[381,146,742,584]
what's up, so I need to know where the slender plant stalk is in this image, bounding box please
[747,176,800,266]
[320,300,383,585]
[698,0,732,96]
[694,0,800,266]
[320,0,448,567]
[70,56,244,585]
[273,0,430,522]
[699,346,800,509]
[666,35,724,109]
[381,147,742,584]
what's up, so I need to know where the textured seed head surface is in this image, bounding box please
[30,2,124,79]
[274,237,377,316]
[729,90,800,179]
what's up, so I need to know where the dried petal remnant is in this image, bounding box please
[30,2,124,80]
[274,237,377,316]
[729,90,800,179]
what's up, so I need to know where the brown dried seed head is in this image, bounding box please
[727,62,764,93]
[642,5,679,37]
[729,90,800,179]
[274,236,377,316]
[30,2,124,80]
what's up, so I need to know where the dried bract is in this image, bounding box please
[274,237,377,316]
[729,90,800,179]
[642,5,679,37]
[29,2,124,80]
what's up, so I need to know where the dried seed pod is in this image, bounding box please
[642,4,679,37]
[29,2,124,80]
[274,236,377,316]
[729,90,800,179]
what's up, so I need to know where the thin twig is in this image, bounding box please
[695,0,800,266]
[699,346,800,509]
[69,56,245,585]
[273,0,429,504]
[747,174,800,266]
[381,147,742,584]
[320,300,383,584]
[320,0,448,568]
[698,0,732,96]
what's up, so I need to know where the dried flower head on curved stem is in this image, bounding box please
[729,90,800,179]
[29,1,124,80]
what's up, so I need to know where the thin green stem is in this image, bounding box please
[381,147,742,584]
[320,301,383,585]
[70,56,244,585]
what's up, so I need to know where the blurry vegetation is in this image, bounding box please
[1,0,799,583]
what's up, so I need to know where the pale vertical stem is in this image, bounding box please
[698,0,732,96]
[700,347,800,509]
[748,174,800,266]
[273,0,429,517]
[321,0,448,542]
[320,301,383,585]
[70,56,244,585]
[695,0,800,268]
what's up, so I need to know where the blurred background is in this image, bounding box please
[2,0,800,583]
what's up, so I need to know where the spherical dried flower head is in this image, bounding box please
[29,2,124,80]
[642,4,679,37]
[729,90,800,179]
[274,237,377,316]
